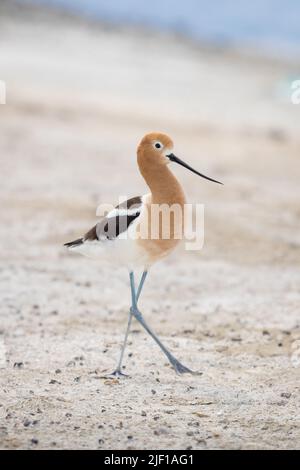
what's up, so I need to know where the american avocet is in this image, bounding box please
[65,132,222,376]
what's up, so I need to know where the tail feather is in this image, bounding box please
[64,238,84,248]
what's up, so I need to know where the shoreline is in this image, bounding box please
[14,0,300,68]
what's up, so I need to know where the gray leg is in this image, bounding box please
[129,272,199,375]
[110,271,148,377]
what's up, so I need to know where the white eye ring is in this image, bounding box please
[153,141,162,150]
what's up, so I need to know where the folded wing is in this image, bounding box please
[64,196,142,247]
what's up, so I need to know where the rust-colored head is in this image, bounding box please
[137,132,223,185]
[137,132,174,170]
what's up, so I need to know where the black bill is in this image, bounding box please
[167,153,223,185]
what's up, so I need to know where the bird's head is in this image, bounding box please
[137,132,174,166]
[137,132,223,185]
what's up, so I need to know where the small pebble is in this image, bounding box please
[281,392,291,399]
[13,362,24,368]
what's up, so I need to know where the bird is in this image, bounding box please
[64,132,222,377]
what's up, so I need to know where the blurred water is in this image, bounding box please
[29,0,300,60]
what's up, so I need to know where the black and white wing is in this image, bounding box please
[64,196,142,248]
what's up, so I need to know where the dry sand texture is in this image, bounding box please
[0,1,300,449]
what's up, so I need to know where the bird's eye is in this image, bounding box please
[154,142,162,149]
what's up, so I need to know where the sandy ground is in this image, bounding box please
[0,1,300,450]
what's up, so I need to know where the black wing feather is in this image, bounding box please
[64,196,142,246]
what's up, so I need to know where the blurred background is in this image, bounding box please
[0,0,300,450]
[33,0,300,59]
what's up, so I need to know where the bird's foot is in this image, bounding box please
[106,369,129,379]
[171,359,202,376]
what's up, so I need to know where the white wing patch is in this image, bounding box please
[106,207,141,219]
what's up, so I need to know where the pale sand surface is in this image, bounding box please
[0,1,300,449]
